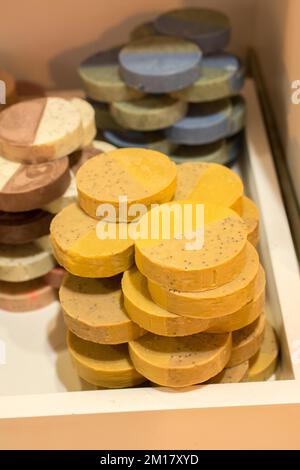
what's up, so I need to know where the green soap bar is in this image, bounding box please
[79,46,144,103]
[171,53,245,103]
[110,95,187,131]
[130,22,157,41]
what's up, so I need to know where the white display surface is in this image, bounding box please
[0,80,300,449]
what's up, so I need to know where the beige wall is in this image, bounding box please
[254,0,300,206]
[0,0,255,88]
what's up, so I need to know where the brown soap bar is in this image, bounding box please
[0,209,53,244]
[0,277,57,312]
[0,156,70,212]
[43,266,66,289]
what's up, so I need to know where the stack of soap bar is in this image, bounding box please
[0,96,99,312]
[50,147,277,388]
[78,7,245,167]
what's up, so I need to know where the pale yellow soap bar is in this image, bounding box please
[122,267,210,336]
[227,313,266,367]
[129,331,232,387]
[242,196,260,247]
[60,273,145,344]
[76,148,177,220]
[67,330,146,388]
[174,162,244,215]
[148,242,258,318]
[135,201,248,292]
[50,203,134,277]
[247,321,279,381]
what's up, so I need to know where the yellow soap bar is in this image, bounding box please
[208,265,265,332]
[67,330,146,388]
[206,361,249,384]
[122,267,210,336]
[247,322,279,381]
[129,331,232,387]
[60,273,145,344]
[174,162,244,215]
[227,313,266,367]
[135,201,248,292]
[76,148,177,220]
[50,203,134,277]
[242,196,260,247]
[148,242,258,318]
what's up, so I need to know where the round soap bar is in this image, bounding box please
[207,264,265,333]
[50,203,135,277]
[70,98,96,147]
[60,273,145,344]
[135,201,248,292]
[0,69,17,107]
[43,266,66,289]
[0,209,53,244]
[171,140,226,164]
[44,146,101,214]
[206,361,249,384]
[0,97,83,163]
[242,196,259,247]
[154,8,231,54]
[174,161,244,214]
[227,313,266,367]
[90,101,121,131]
[119,36,202,94]
[247,322,279,381]
[67,330,145,388]
[225,133,243,167]
[171,53,244,103]
[0,277,56,312]
[129,331,232,387]
[130,22,157,41]
[122,267,210,336]
[103,129,176,154]
[0,155,70,212]
[229,96,246,136]
[148,242,259,318]
[76,148,177,220]
[79,46,144,103]
[0,236,55,282]
[165,97,245,145]
[110,95,187,131]
[92,140,117,152]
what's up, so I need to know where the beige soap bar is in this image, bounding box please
[67,330,146,388]
[60,273,145,344]
[0,236,55,282]
[174,162,244,215]
[76,148,177,220]
[70,98,96,147]
[148,242,259,318]
[50,203,134,277]
[136,201,248,292]
[129,331,232,387]
[0,97,83,163]
[247,322,279,381]
[122,267,210,336]
[227,313,266,367]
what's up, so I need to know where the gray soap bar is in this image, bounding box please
[154,8,231,54]
[119,36,202,94]
[165,97,245,145]
[103,129,177,154]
